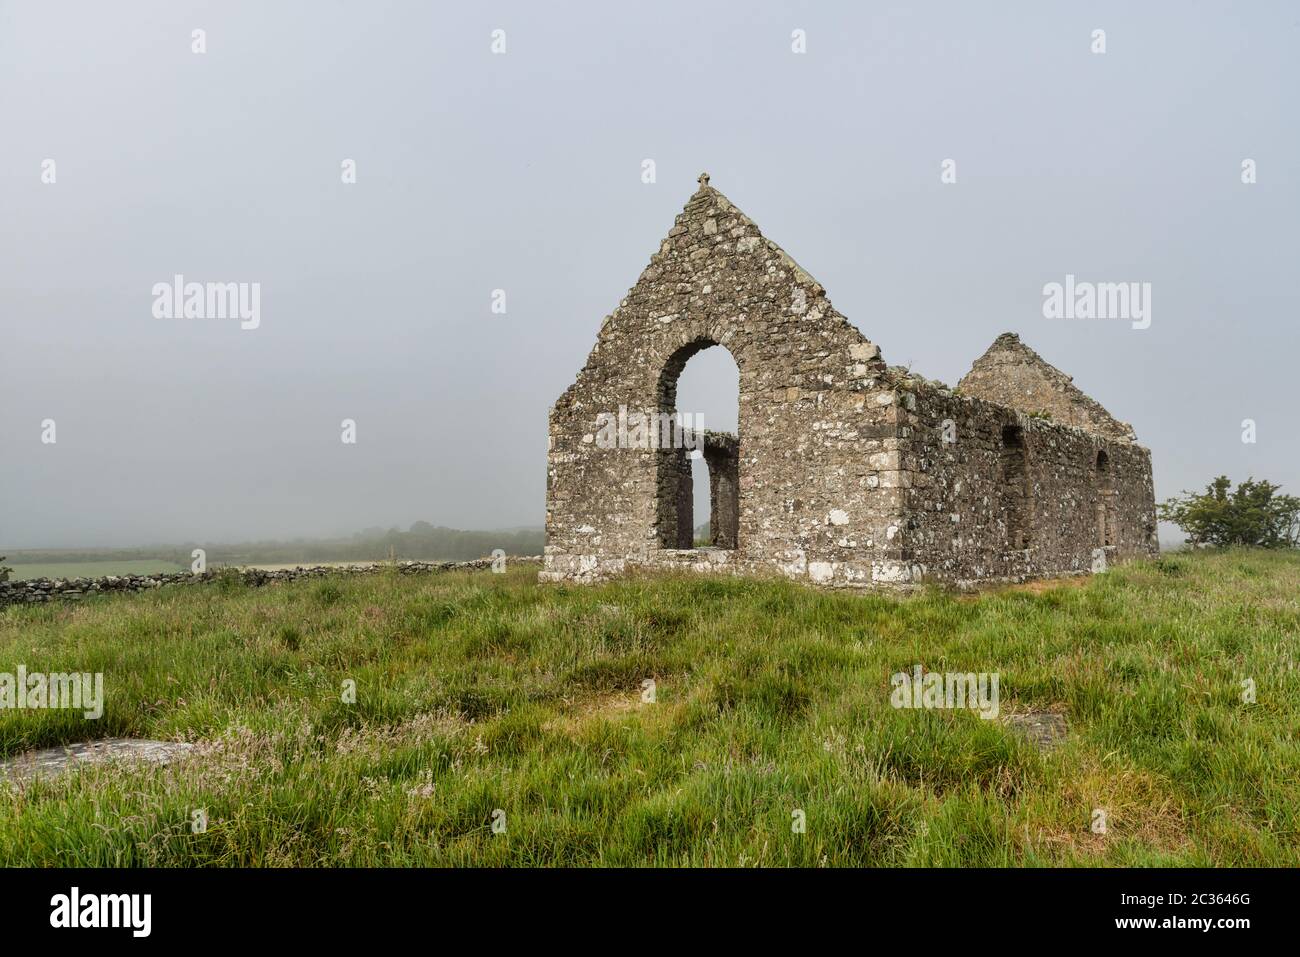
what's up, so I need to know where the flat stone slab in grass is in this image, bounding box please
[1000,711,1069,750]
[0,739,194,785]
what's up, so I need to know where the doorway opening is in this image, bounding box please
[1000,424,1030,550]
[655,339,739,549]
[1096,450,1115,546]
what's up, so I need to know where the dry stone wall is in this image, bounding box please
[0,557,542,608]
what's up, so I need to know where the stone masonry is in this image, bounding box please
[543,175,1158,589]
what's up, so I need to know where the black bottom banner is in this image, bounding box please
[0,866,1284,942]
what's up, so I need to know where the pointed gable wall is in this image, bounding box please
[545,177,907,585]
[956,333,1137,442]
[555,177,883,411]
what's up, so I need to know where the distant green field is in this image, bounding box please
[7,560,185,581]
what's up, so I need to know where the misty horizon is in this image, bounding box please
[3,1,1297,551]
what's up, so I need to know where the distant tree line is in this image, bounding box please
[3,524,544,567]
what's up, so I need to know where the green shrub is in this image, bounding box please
[1159,476,1300,548]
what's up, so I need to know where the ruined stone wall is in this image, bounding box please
[544,178,1158,591]
[544,180,908,587]
[899,379,1158,586]
[702,431,739,549]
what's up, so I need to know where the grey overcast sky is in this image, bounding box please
[2,0,1297,548]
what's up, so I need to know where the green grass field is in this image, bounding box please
[7,560,186,580]
[0,550,1297,866]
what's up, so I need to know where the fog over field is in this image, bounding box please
[2,0,1297,549]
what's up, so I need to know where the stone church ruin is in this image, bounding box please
[544,174,1158,589]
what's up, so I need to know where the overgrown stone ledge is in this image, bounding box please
[0,557,543,608]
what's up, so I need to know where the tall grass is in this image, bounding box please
[0,549,1296,866]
